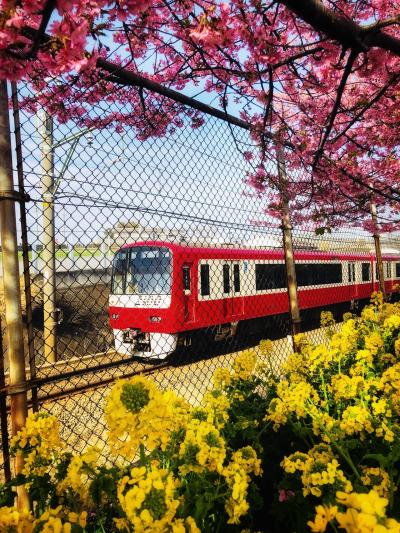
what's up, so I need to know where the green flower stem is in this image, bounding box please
[304,403,361,482]
[331,441,361,482]
[331,521,339,533]
[320,370,329,410]
[389,470,396,512]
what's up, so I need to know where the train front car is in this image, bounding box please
[109,243,177,359]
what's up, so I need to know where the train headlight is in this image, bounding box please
[149,316,162,322]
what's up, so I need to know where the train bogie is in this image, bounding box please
[114,328,178,359]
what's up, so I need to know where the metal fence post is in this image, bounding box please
[11,82,38,412]
[0,80,29,509]
[0,314,11,482]
[370,195,386,298]
[38,108,57,362]
[276,144,301,346]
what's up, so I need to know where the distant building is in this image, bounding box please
[105,221,185,249]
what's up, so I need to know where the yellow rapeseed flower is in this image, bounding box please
[364,331,384,356]
[212,367,231,389]
[0,507,34,532]
[179,419,226,474]
[361,467,391,498]
[233,350,257,380]
[307,505,338,533]
[222,448,261,525]
[10,412,62,477]
[105,376,190,458]
[118,464,181,532]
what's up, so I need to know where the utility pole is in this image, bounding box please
[0,81,29,509]
[37,108,94,364]
[38,108,57,363]
[276,144,301,346]
[370,194,386,299]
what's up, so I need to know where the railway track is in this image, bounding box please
[3,349,172,410]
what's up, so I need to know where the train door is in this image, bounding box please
[348,261,357,299]
[182,263,195,324]
[222,262,244,319]
[385,262,392,293]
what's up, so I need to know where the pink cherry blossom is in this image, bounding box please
[0,0,399,230]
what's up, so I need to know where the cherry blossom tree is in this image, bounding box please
[1,0,399,230]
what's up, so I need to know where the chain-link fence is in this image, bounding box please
[1,68,400,479]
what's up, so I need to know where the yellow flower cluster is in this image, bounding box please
[0,354,264,531]
[179,419,226,474]
[10,412,62,477]
[222,446,261,525]
[361,306,378,323]
[57,447,99,503]
[340,405,374,438]
[308,489,400,532]
[169,516,201,533]
[330,374,365,401]
[202,389,230,428]
[361,467,391,498]
[259,339,273,357]
[0,506,87,533]
[212,367,231,389]
[105,376,190,458]
[281,445,352,498]
[35,507,87,533]
[232,349,257,380]
[330,318,359,357]
[320,310,336,330]
[364,331,384,355]
[274,296,400,530]
[336,490,400,533]
[118,464,185,532]
[266,379,319,429]
[308,504,338,533]
[0,506,34,533]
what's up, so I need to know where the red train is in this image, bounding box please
[108,241,400,359]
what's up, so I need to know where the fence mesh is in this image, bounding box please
[1,70,400,473]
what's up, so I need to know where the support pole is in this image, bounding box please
[0,314,11,482]
[11,82,38,412]
[276,145,301,347]
[0,81,29,508]
[370,196,386,299]
[38,108,57,363]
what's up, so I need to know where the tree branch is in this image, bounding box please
[277,0,400,56]
[313,49,358,168]
[8,0,56,60]
[331,74,400,144]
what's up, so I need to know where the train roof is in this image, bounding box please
[120,240,400,262]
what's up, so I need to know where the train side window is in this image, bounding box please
[183,266,191,292]
[223,264,230,294]
[396,263,400,278]
[296,263,342,286]
[255,263,286,290]
[233,264,240,293]
[386,263,392,278]
[362,263,370,282]
[200,264,210,296]
[348,263,356,283]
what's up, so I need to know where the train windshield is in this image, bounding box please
[111,246,172,295]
